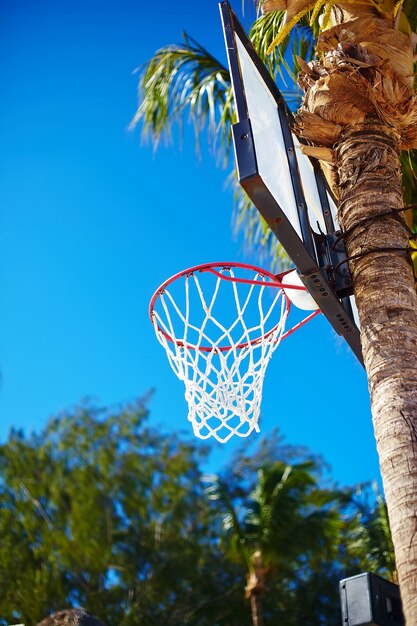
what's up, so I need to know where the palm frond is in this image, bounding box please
[229,171,291,270]
[250,13,315,109]
[402,0,417,31]
[250,10,287,69]
[203,475,253,570]
[345,484,396,580]
[131,33,234,163]
[243,461,341,567]
[132,18,316,267]
[400,150,417,229]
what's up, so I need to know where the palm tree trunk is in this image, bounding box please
[249,592,264,626]
[245,551,265,626]
[335,120,417,624]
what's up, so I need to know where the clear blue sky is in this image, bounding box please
[0,0,378,487]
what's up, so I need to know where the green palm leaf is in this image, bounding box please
[250,12,314,102]
[345,484,396,580]
[131,33,234,163]
[402,0,417,31]
[401,150,417,228]
[204,474,253,570]
[131,19,315,267]
[205,460,342,575]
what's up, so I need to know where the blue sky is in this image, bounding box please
[0,0,378,486]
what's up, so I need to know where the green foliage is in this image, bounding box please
[343,484,396,581]
[402,0,417,32]
[0,399,244,626]
[0,407,395,626]
[401,150,417,224]
[205,448,352,626]
[131,33,234,165]
[131,19,310,266]
[203,437,397,626]
[249,13,314,100]
[205,458,342,577]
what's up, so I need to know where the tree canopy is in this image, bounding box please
[0,397,395,626]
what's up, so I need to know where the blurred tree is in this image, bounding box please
[205,459,344,626]
[0,404,395,626]
[343,483,396,582]
[0,398,245,626]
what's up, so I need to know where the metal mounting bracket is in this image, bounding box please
[314,232,354,300]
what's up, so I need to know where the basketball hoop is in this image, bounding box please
[149,262,319,443]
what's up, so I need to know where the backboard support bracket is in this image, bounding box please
[314,232,353,299]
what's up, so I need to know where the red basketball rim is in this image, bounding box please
[149,261,305,352]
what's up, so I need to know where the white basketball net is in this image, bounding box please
[150,265,290,443]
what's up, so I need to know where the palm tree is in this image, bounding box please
[205,461,341,626]
[133,4,417,622]
[345,483,396,581]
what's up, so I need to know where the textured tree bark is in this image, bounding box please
[335,121,417,625]
[249,592,264,626]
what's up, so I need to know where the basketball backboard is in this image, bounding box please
[219,1,362,363]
